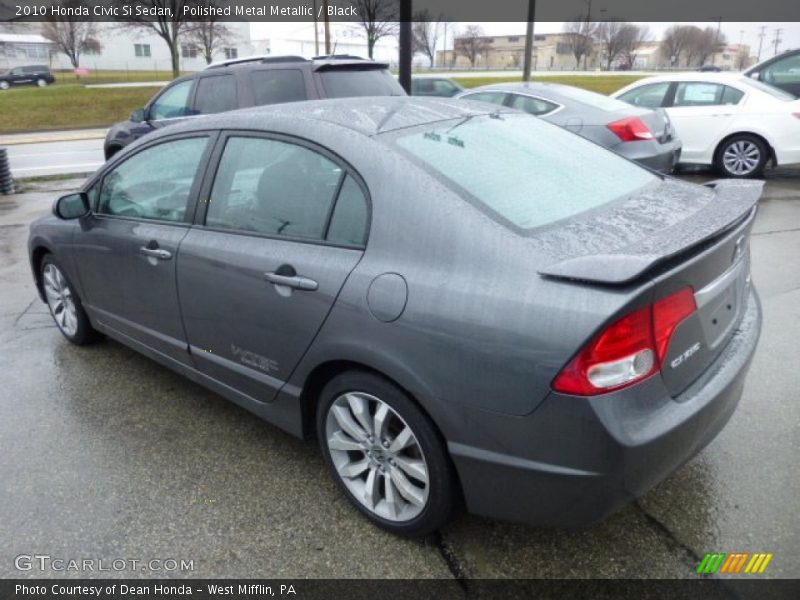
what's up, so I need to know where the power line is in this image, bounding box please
[772,28,783,56]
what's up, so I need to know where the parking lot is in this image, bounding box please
[0,168,798,581]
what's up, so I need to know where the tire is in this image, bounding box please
[41,255,99,345]
[317,370,457,537]
[105,145,122,160]
[0,81,9,91]
[36,78,48,87]
[714,134,768,179]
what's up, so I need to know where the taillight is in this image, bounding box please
[793,113,800,120]
[607,116,655,142]
[552,287,697,396]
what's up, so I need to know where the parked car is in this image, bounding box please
[613,73,800,178]
[745,48,800,97]
[698,64,723,72]
[411,76,463,97]
[457,82,681,173]
[0,65,54,90]
[103,54,405,159]
[31,98,762,536]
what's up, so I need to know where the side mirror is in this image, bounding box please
[130,107,146,123]
[53,192,90,220]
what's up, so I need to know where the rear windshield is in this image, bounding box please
[391,113,656,231]
[319,68,405,98]
[550,84,635,112]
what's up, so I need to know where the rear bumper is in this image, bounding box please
[627,141,682,173]
[449,287,761,527]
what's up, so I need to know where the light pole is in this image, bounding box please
[710,17,722,66]
[522,0,536,82]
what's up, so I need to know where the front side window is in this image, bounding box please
[761,53,800,87]
[250,70,307,105]
[319,68,405,98]
[98,137,208,222]
[194,75,238,114]
[149,80,194,120]
[508,94,559,115]
[206,137,346,241]
[617,82,671,109]
[673,82,742,107]
[392,114,656,231]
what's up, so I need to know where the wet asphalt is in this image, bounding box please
[0,170,798,581]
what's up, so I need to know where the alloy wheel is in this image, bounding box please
[43,263,78,337]
[722,140,761,176]
[325,391,430,522]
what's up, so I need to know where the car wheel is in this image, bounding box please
[36,78,48,87]
[715,134,768,178]
[0,81,9,90]
[41,255,99,345]
[317,371,457,537]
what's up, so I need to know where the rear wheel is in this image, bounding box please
[41,255,99,345]
[0,81,9,91]
[317,371,456,537]
[715,134,768,178]
[36,78,48,87]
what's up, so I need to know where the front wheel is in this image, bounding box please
[317,371,457,537]
[41,255,99,345]
[0,81,9,91]
[715,134,768,178]
[36,78,48,87]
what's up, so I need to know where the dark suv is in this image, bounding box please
[0,65,55,90]
[745,48,800,97]
[104,55,405,159]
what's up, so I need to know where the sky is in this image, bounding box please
[251,21,800,62]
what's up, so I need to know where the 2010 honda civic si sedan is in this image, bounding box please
[28,97,762,537]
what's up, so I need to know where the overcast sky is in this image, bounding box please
[252,21,800,61]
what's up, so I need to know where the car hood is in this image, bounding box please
[531,178,763,285]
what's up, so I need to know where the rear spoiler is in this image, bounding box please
[312,60,390,72]
[538,179,763,285]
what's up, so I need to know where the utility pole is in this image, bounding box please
[323,0,331,55]
[772,28,783,56]
[757,25,766,61]
[398,0,412,93]
[522,0,536,82]
[710,17,722,65]
[313,0,319,56]
[442,22,447,70]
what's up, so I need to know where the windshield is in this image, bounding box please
[319,68,405,97]
[741,77,797,100]
[391,113,657,231]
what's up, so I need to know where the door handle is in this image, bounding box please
[140,247,172,260]
[264,272,318,291]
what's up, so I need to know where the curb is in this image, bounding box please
[0,130,108,146]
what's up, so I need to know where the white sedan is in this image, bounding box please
[612,73,800,178]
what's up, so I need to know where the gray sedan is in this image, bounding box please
[458,81,682,172]
[29,98,760,537]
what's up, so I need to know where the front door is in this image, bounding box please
[177,134,370,402]
[72,135,213,364]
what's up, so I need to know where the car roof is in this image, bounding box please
[462,80,603,100]
[204,54,389,72]
[154,97,499,139]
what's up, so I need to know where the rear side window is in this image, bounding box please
[319,69,405,97]
[206,137,344,241]
[392,114,656,231]
[462,92,507,106]
[673,82,743,107]
[194,75,238,114]
[508,94,559,115]
[250,69,307,105]
[327,176,368,246]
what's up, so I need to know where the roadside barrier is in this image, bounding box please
[0,147,14,195]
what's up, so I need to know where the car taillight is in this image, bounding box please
[793,113,800,120]
[607,116,655,142]
[552,287,697,396]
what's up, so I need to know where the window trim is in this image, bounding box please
[192,130,372,250]
[89,131,219,227]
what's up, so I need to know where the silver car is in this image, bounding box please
[458,81,682,173]
[29,98,761,536]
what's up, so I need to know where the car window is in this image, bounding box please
[149,80,194,120]
[761,54,800,87]
[549,85,633,111]
[673,82,742,107]
[97,137,208,222]
[250,69,307,105]
[206,137,345,241]
[461,92,508,106]
[326,175,368,246]
[508,94,559,115]
[617,82,671,108]
[194,75,238,114]
[392,113,656,231]
[319,69,405,97]
[742,77,797,100]
[434,80,458,96]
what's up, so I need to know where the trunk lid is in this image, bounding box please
[536,178,762,397]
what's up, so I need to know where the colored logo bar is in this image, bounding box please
[697,552,773,574]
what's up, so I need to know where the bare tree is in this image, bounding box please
[562,19,597,70]
[117,0,194,78]
[695,26,726,66]
[41,4,102,70]
[660,24,696,67]
[183,2,234,64]
[454,25,490,68]
[597,20,632,71]
[353,0,399,59]
[621,24,651,70]
[412,10,444,68]
[735,47,751,70]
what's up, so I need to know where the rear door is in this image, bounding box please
[177,133,369,402]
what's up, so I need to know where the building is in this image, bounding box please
[0,33,55,69]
